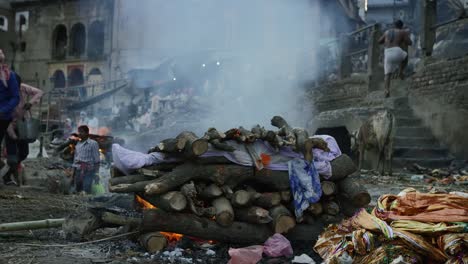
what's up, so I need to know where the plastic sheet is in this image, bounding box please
[227,245,264,264]
[263,233,293,257]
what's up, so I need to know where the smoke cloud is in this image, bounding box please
[116,0,324,145]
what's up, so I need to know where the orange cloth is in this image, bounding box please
[375,190,468,223]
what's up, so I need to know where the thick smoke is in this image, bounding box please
[117,0,322,137]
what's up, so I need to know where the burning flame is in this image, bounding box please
[135,195,184,242]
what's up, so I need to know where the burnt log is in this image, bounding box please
[337,177,371,208]
[327,154,357,181]
[142,209,272,244]
[109,175,156,186]
[109,180,154,193]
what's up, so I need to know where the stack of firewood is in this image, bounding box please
[108,116,370,251]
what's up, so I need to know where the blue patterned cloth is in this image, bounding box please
[288,158,322,220]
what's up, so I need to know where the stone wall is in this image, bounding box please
[409,55,468,158]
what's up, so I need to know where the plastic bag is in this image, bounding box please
[263,233,293,257]
[228,245,263,264]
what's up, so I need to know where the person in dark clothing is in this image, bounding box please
[4,74,43,185]
[0,49,20,185]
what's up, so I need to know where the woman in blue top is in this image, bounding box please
[0,48,20,183]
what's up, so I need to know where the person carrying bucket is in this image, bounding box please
[3,74,43,185]
[0,48,20,185]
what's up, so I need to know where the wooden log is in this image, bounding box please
[253,192,282,208]
[221,185,234,199]
[195,156,234,165]
[139,168,163,177]
[321,181,337,196]
[149,138,184,153]
[302,215,316,225]
[209,139,236,152]
[141,163,181,172]
[271,116,291,131]
[280,190,291,203]
[252,170,290,191]
[202,127,226,141]
[322,201,340,216]
[224,128,245,142]
[144,191,187,212]
[110,180,154,193]
[139,232,168,253]
[212,197,234,227]
[109,175,155,186]
[337,177,371,208]
[286,224,325,241]
[269,205,296,234]
[142,209,272,244]
[101,212,141,227]
[238,126,257,143]
[145,164,252,195]
[320,214,342,224]
[293,128,309,153]
[110,166,126,178]
[327,154,357,181]
[198,184,223,199]
[307,203,323,216]
[231,190,252,207]
[235,206,272,224]
[176,131,209,158]
[337,194,361,217]
[0,218,65,232]
[251,125,267,139]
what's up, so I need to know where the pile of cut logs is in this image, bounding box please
[108,116,370,252]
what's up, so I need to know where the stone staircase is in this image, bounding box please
[391,96,454,168]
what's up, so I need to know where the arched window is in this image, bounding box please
[52,70,66,89]
[0,16,8,32]
[70,23,86,57]
[52,24,67,60]
[88,68,103,96]
[87,21,104,58]
[68,68,85,98]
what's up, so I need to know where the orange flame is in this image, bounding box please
[135,195,184,242]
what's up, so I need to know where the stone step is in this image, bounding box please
[393,146,449,159]
[394,109,415,118]
[395,117,422,127]
[393,157,453,169]
[395,126,433,138]
[394,136,439,148]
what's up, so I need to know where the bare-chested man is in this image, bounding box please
[378,20,412,97]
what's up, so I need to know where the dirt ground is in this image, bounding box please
[0,159,466,264]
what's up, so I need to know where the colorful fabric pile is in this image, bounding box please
[314,188,468,264]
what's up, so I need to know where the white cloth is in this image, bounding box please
[384,47,407,74]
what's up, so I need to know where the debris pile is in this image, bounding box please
[107,116,368,251]
[410,162,468,185]
[314,188,468,263]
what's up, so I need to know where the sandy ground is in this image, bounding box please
[0,158,466,264]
